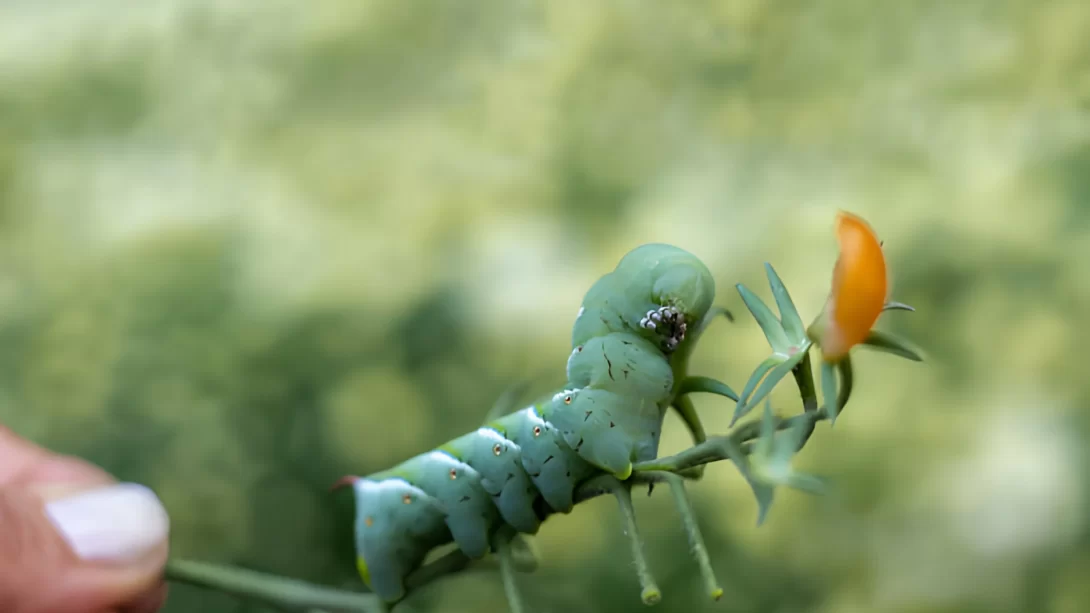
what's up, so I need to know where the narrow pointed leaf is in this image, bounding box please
[736,350,807,421]
[821,361,839,425]
[883,301,915,312]
[861,329,924,362]
[702,305,735,325]
[785,472,828,495]
[764,263,806,343]
[772,416,809,464]
[756,400,777,458]
[733,356,782,425]
[735,283,791,354]
[484,381,532,423]
[693,305,735,341]
[722,438,775,526]
[836,357,854,416]
[679,376,739,402]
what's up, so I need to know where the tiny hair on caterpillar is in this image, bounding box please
[332,214,921,611]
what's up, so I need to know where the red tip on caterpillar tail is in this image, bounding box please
[330,475,360,492]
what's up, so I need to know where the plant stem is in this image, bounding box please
[590,475,661,605]
[494,530,527,613]
[663,473,721,601]
[165,559,382,613]
[791,352,819,448]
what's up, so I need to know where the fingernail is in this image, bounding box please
[44,483,170,563]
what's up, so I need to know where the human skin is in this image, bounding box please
[0,425,170,613]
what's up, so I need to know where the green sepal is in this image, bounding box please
[861,329,924,362]
[733,356,779,424]
[764,263,807,343]
[821,360,839,425]
[483,380,532,424]
[732,349,807,426]
[678,376,739,402]
[883,301,915,312]
[722,437,775,527]
[749,401,827,495]
[735,283,791,355]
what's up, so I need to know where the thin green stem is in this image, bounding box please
[672,394,706,446]
[663,473,721,601]
[790,351,819,448]
[494,528,527,613]
[165,558,382,613]
[587,474,661,605]
[632,410,827,475]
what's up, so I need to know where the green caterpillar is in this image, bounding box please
[333,244,734,604]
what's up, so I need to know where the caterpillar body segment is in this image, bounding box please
[440,427,541,535]
[572,244,716,354]
[553,331,676,477]
[342,401,597,603]
[494,405,598,514]
[344,477,451,604]
[373,451,499,560]
[339,243,728,606]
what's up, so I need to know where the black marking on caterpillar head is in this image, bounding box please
[604,347,615,380]
[543,455,554,464]
[609,421,615,428]
[640,305,688,353]
[584,410,592,422]
[460,495,471,503]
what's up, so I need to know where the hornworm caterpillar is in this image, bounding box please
[153,212,918,613]
[331,217,919,611]
[333,244,736,605]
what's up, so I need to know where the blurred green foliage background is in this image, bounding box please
[1,1,1088,612]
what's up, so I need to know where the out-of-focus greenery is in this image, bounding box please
[1,1,1088,612]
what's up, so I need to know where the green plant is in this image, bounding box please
[164,212,921,613]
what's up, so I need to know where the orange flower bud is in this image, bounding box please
[819,211,888,361]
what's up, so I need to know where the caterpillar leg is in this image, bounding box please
[492,526,529,613]
[583,475,661,605]
[662,473,722,601]
[508,533,539,573]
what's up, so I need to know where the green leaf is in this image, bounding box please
[755,399,777,458]
[883,301,915,312]
[733,349,807,424]
[772,414,807,463]
[764,263,806,343]
[821,360,839,425]
[836,357,854,417]
[733,355,782,423]
[758,407,829,495]
[861,329,924,362]
[735,283,791,355]
[703,305,735,324]
[722,438,775,527]
[483,380,532,424]
[678,376,739,402]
